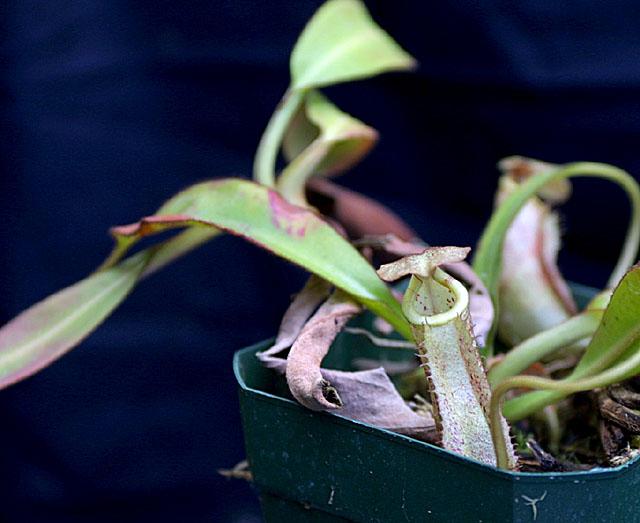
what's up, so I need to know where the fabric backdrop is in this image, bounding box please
[2,1,640,521]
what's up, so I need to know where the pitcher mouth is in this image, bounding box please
[402,268,470,327]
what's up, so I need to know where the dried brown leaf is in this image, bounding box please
[307,177,417,241]
[286,291,362,410]
[259,284,435,440]
[257,276,332,373]
[599,392,640,433]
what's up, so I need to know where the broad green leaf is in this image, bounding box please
[278,91,378,204]
[290,0,416,90]
[102,187,222,270]
[0,177,411,391]
[474,161,640,357]
[0,213,221,390]
[0,252,149,389]
[253,0,415,186]
[107,178,411,339]
[503,265,640,420]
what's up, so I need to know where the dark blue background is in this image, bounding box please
[2,1,640,521]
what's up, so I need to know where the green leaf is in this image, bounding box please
[254,0,415,186]
[101,186,222,270]
[503,264,640,421]
[0,177,412,391]
[574,273,640,376]
[290,0,416,90]
[278,91,378,205]
[0,252,149,389]
[108,178,411,339]
[283,91,377,175]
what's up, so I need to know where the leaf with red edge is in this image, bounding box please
[106,178,411,339]
[0,252,149,389]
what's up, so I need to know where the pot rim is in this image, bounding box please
[234,342,640,482]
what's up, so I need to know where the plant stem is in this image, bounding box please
[474,162,640,358]
[490,326,640,469]
[488,312,601,386]
[504,330,640,423]
[541,405,561,454]
[277,138,328,206]
[253,88,305,187]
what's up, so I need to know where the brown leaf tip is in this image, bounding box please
[110,214,193,238]
[498,156,571,204]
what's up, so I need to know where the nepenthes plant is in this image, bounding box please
[2,0,640,473]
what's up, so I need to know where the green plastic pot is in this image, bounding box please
[234,284,640,522]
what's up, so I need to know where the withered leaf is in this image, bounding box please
[257,276,332,372]
[496,157,577,346]
[259,284,435,441]
[307,177,417,241]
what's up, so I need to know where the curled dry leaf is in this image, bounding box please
[257,276,332,372]
[318,366,436,441]
[258,282,435,441]
[496,156,577,346]
[378,246,517,468]
[287,291,361,410]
